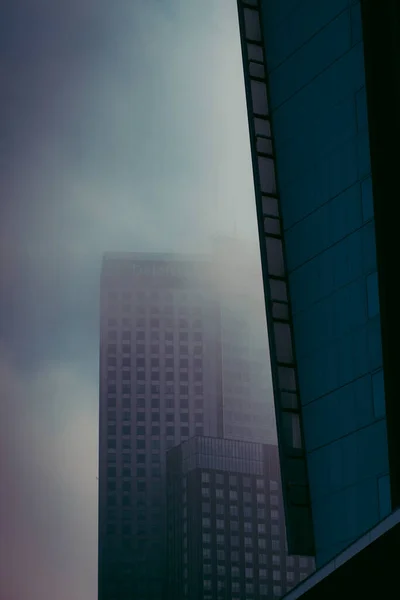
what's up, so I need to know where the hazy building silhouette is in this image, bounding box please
[236,0,400,596]
[166,437,314,600]
[98,254,222,600]
[98,251,276,599]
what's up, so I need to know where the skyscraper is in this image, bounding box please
[235,0,400,596]
[98,250,277,599]
[166,437,314,600]
[98,253,222,600]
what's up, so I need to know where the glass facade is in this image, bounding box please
[236,0,392,567]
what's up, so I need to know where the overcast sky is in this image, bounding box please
[0,1,267,598]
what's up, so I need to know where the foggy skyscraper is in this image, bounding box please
[98,250,276,599]
[98,253,222,600]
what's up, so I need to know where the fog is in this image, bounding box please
[0,1,271,597]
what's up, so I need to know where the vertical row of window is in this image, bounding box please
[237,0,314,556]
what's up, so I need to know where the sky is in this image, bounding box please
[0,1,267,598]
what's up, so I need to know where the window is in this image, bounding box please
[271,525,280,536]
[232,582,240,592]
[245,583,254,593]
[299,557,308,568]
[271,495,279,506]
[216,504,224,515]
[259,538,266,549]
[260,583,268,596]
[202,487,210,497]
[231,551,239,562]
[273,586,282,596]
[245,567,253,578]
[244,536,252,547]
[217,534,225,545]
[203,564,212,575]
[259,553,267,564]
[259,568,267,578]
[202,533,211,544]
[231,566,240,577]
[244,521,252,533]
[256,478,264,489]
[230,490,238,501]
[203,548,211,559]
[202,502,211,514]
[286,572,294,582]
[257,493,265,503]
[272,555,281,566]
[217,549,225,561]
[273,571,281,581]
[202,518,211,528]
[271,510,279,520]
[216,519,224,530]
[216,489,224,499]
[272,540,280,551]
[243,491,252,503]
[300,572,308,581]
[230,506,238,517]
[217,565,225,576]
[107,343,117,355]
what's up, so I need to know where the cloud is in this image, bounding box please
[0,1,270,598]
[0,346,98,600]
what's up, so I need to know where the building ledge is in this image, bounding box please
[282,508,400,599]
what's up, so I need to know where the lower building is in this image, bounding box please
[166,437,314,600]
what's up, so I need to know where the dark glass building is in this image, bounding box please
[235,0,400,596]
[166,437,314,600]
